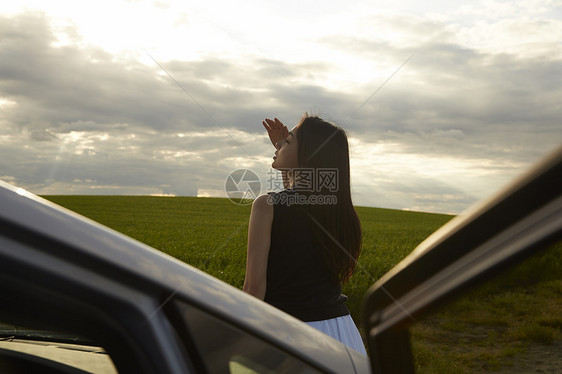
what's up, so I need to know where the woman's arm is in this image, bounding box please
[243,194,274,300]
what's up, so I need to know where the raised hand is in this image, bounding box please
[262,118,288,147]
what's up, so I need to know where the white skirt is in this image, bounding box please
[305,314,367,355]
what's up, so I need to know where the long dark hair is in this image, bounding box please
[295,114,362,284]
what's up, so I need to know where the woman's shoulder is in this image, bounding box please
[249,195,274,224]
[252,194,274,211]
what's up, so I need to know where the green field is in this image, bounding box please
[44,195,561,373]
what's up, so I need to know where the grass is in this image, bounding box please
[411,242,562,373]
[46,195,253,286]
[43,195,561,372]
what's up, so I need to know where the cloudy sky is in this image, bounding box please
[1,0,560,214]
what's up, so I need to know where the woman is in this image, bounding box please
[243,114,366,355]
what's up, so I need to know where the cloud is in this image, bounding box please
[0,12,356,137]
[319,32,562,164]
[1,7,560,214]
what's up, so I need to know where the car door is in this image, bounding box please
[363,146,562,373]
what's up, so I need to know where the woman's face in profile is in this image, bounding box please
[272,126,299,170]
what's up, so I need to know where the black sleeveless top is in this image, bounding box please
[263,190,349,322]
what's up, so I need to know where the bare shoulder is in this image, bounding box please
[252,194,273,208]
[251,194,274,216]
